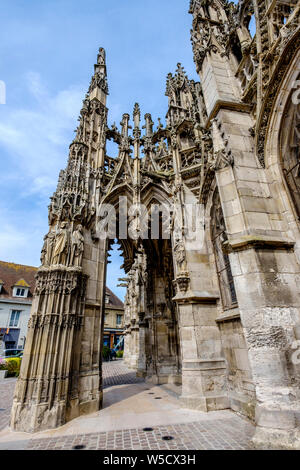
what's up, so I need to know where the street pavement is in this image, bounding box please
[0,360,255,450]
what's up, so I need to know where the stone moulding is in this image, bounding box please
[223,235,295,253]
[182,359,227,371]
[204,100,252,129]
[215,312,240,323]
[173,289,220,303]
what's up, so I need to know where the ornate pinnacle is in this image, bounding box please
[120,113,131,137]
[143,113,154,137]
[97,47,106,66]
[88,47,109,96]
[133,103,141,129]
[176,63,185,74]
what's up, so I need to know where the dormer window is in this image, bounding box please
[105,294,110,304]
[14,288,28,297]
[12,279,30,298]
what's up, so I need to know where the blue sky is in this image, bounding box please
[0,1,239,300]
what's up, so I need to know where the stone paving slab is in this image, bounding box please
[102,360,145,388]
[0,361,256,450]
[0,379,16,432]
[20,416,255,450]
[0,361,144,432]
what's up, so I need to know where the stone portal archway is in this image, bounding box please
[10,50,229,432]
[103,186,182,386]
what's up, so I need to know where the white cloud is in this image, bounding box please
[0,72,85,197]
[0,73,126,290]
[0,72,86,266]
[25,71,48,101]
[0,204,47,267]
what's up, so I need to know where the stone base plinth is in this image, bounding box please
[145,373,181,385]
[180,394,229,412]
[11,394,102,434]
[136,369,146,378]
[229,391,256,421]
[167,374,182,385]
[252,426,300,450]
[180,358,228,411]
[10,400,67,433]
[146,374,169,385]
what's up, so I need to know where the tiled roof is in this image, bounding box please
[0,261,37,302]
[106,287,124,308]
[0,260,124,308]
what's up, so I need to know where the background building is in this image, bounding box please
[103,288,124,349]
[0,260,124,353]
[0,261,37,353]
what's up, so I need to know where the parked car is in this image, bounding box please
[0,349,23,361]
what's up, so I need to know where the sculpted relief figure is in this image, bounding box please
[156,138,168,158]
[174,238,187,273]
[71,224,84,267]
[52,222,70,266]
[40,230,56,266]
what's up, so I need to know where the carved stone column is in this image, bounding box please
[11,47,109,432]
[172,190,229,411]
[11,267,87,432]
[137,313,148,377]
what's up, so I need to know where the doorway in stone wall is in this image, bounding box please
[100,201,182,408]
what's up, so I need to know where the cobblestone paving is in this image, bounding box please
[102,360,144,388]
[0,362,255,450]
[0,378,16,431]
[25,417,254,450]
[0,361,143,432]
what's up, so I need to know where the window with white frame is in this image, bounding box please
[9,310,21,327]
[116,314,122,326]
[12,287,29,298]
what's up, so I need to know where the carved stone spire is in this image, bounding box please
[133,103,141,160]
[89,47,109,98]
[10,48,110,433]
[165,63,201,127]
[133,103,141,129]
[72,48,109,170]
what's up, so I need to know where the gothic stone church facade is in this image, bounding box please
[10,0,300,449]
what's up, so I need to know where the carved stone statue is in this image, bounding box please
[174,238,187,272]
[71,224,84,267]
[40,230,56,266]
[156,138,168,157]
[52,222,70,265]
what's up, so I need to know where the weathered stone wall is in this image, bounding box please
[218,317,256,420]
